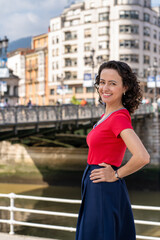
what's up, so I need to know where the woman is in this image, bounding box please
[75,61,150,240]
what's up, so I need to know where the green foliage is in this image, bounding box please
[71,96,81,105]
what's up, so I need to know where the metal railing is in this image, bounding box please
[0,104,155,126]
[0,193,159,240]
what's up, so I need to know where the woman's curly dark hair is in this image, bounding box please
[95,60,142,114]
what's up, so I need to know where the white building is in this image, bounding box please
[7,49,28,104]
[48,0,160,104]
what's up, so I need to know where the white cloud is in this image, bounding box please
[0,0,159,42]
[0,0,69,41]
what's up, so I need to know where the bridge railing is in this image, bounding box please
[0,193,159,240]
[0,104,155,126]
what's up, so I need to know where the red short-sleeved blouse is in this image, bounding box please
[87,108,133,167]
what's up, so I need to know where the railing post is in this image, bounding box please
[9,193,15,235]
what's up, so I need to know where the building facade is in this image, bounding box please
[0,69,19,106]
[48,0,160,104]
[7,48,29,105]
[25,33,49,106]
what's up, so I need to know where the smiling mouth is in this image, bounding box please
[102,93,112,97]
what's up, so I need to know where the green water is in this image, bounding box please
[0,182,160,240]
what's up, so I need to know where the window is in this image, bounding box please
[119,25,139,34]
[98,41,109,50]
[84,43,91,52]
[143,41,150,50]
[75,86,83,93]
[99,27,109,35]
[64,72,77,80]
[132,69,138,75]
[144,55,150,64]
[99,12,109,21]
[153,44,157,53]
[97,55,109,63]
[120,10,139,19]
[144,13,150,22]
[65,58,77,67]
[144,27,150,36]
[153,30,157,39]
[50,89,55,95]
[153,16,157,25]
[86,87,93,93]
[118,0,139,4]
[120,40,139,48]
[84,15,91,23]
[120,54,139,63]
[65,31,77,41]
[84,29,91,38]
[5,85,10,95]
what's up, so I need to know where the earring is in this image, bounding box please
[124,92,125,96]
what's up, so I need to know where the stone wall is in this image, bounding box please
[0,141,88,171]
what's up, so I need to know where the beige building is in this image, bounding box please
[48,0,160,104]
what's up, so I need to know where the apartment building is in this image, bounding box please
[25,33,49,105]
[8,33,48,106]
[49,0,160,104]
[7,48,29,105]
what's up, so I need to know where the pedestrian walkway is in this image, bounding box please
[0,233,57,240]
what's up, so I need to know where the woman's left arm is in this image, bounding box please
[115,128,150,178]
[90,129,150,183]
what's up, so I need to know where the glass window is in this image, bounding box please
[50,89,55,95]
[153,44,157,53]
[144,55,150,64]
[153,30,157,39]
[75,86,83,93]
[120,54,139,62]
[143,41,150,50]
[84,43,91,52]
[99,12,109,21]
[86,87,93,93]
[120,10,139,19]
[144,13,150,22]
[119,40,139,48]
[144,27,150,36]
[153,16,157,25]
[119,25,139,34]
[98,41,109,49]
[84,15,91,23]
[84,29,92,38]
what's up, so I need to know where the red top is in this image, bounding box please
[87,108,133,167]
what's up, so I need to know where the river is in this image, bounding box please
[0,177,160,240]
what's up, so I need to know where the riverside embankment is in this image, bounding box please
[0,140,159,189]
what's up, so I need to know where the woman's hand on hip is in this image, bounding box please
[89,163,118,183]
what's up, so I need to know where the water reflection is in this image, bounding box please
[0,182,160,239]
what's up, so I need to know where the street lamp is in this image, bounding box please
[0,36,9,58]
[84,48,95,105]
[57,74,65,104]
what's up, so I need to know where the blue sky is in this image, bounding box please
[0,0,159,42]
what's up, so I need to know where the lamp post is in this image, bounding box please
[0,36,9,105]
[0,36,9,59]
[57,74,64,104]
[84,48,95,105]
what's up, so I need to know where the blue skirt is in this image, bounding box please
[75,164,136,240]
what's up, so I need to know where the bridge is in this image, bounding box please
[0,104,155,143]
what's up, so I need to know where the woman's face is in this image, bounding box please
[99,68,126,106]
